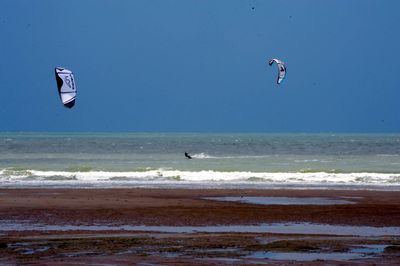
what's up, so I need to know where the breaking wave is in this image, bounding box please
[2,168,400,188]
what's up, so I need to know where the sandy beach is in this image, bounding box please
[1,188,400,227]
[2,0,400,263]
[1,188,400,264]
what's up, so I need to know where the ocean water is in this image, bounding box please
[1,133,400,189]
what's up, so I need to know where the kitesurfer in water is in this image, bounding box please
[184,152,192,159]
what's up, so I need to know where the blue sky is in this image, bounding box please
[1,0,399,132]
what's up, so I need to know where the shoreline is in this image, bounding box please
[3,183,400,191]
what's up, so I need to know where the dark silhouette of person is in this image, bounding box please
[184,152,192,159]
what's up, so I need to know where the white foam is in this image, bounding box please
[189,154,272,159]
[191,153,214,159]
[2,169,400,187]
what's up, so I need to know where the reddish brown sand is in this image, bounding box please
[1,188,400,265]
[1,188,400,226]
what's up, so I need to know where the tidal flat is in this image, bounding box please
[1,188,400,264]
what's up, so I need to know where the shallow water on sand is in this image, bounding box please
[243,244,388,261]
[1,221,400,236]
[203,196,355,205]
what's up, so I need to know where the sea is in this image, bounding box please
[1,132,400,189]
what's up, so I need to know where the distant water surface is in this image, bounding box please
[1,133,400,189]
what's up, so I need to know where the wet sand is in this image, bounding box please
[1,188,400,264]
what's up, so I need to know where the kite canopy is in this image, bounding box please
[268,59,286,85]
[55,67,76,108]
